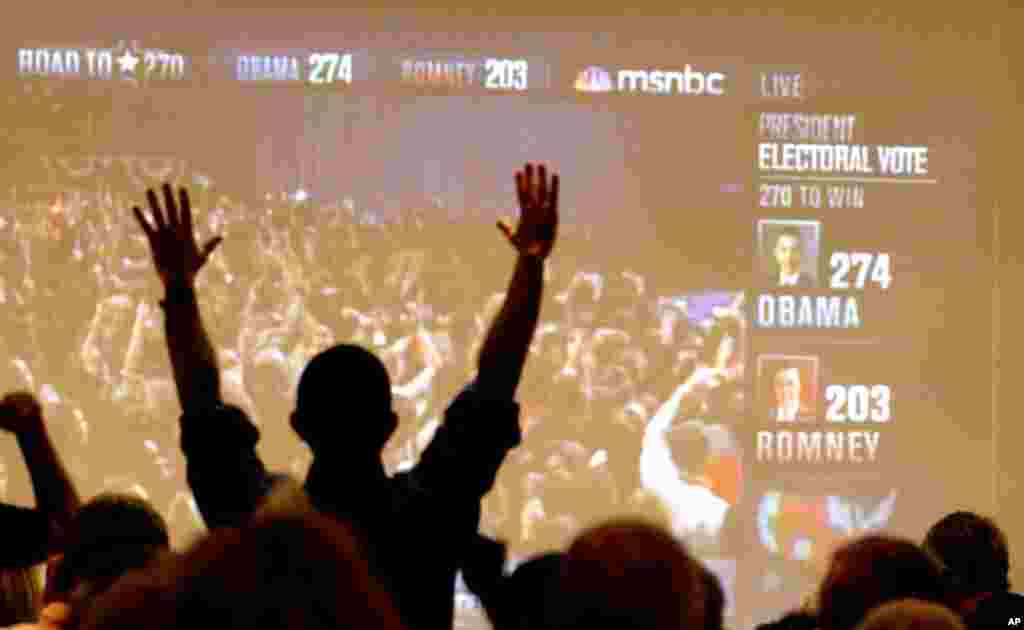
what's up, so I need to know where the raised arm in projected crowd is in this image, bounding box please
[131,163,558,630]
[635,294,746,546]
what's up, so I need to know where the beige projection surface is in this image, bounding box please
[0,9,1001,629]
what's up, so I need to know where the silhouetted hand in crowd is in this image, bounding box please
[131,183,227,412]
[499,164,559,260]
[0,391,44,436]
[133,184,222,287]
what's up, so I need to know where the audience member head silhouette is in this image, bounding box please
[924,511,1011,613]
[817,535,948,630]
[466,550,565,630]
[855,599,965,630]
[558,519,707,630]
[504,553,565,630]
[48,493,170,625]
[291,343,398,461]
[81,507,404,630]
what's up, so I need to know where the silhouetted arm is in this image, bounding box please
[475,256,545,400]
[475,164,558,400]
[0,392,80,563]
[461,535,511,627]
[160,279,222,413]
[412,165,557,504]
[180,404,276,530]
[134,185,273,529]
[133,184,224,414]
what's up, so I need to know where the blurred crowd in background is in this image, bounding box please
[0,186,747,555]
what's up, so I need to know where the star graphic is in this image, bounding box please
[117,48,139,75]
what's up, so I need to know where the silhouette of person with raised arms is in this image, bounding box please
[131,164,560,630]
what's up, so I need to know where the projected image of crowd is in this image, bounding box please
[0,174,749,552]
[0,165,1015,630]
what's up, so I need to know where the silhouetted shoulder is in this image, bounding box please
[177,404,273,530]
[178,404,260,455]
[411,383,521,502]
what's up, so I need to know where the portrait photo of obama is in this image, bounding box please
[757,219,821,289]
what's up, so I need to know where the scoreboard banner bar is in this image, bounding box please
[13,43,802,102]
[13,43,554,93]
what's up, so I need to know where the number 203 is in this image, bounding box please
[826,385,891,423]
[485,59,528,91]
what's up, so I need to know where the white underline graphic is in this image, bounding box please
[759,175,939,185]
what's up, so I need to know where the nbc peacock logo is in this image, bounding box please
[574,66,613,93]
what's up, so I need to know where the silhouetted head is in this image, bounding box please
[81,510,405,630]
[559,519,706,630]
[291,344,398,457]
[491,553,565,630]
[855,599,964,630]
[924,511,1010,605]
[818,535,947,630]
[49,493,170,617]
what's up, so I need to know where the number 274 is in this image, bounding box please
[830,252,892,290]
